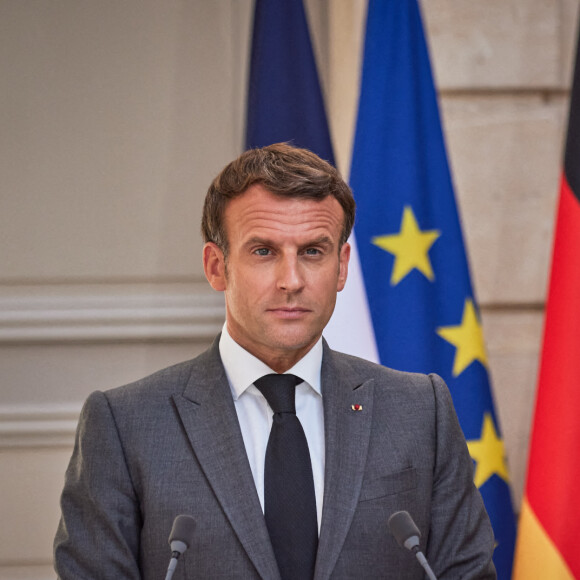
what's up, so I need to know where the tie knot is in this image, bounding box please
[254,374,301,414]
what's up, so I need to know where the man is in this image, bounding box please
[54,143,496,579]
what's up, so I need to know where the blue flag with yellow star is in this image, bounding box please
[349,1,516,576]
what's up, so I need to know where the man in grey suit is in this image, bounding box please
[54,143,496,579]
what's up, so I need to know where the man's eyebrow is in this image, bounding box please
[300,235,334,248]
[243,236,274,247]
[243,235,334,247]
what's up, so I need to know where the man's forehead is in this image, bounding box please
[225,187,343,227]
[228,183,340,211]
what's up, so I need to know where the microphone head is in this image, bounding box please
[168,514,196,555]
[388,510,421,551]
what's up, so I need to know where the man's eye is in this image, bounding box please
[305,248,321,255]
[254,248,271,256]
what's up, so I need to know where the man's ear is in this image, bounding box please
[203,242,226,291]
[337,242,351,292]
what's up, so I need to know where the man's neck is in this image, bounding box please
[226,332,321,374]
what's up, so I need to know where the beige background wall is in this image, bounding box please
[1,1,577,578]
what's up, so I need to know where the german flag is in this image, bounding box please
[513,27,580,580]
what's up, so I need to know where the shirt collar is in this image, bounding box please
[219,323,323,400]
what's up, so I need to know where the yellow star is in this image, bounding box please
[436,298,488,377]
[372,206,440,285]
[467,413,510,488]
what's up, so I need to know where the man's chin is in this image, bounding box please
[267,329,321,354]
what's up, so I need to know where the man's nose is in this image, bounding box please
[277,256,305,292]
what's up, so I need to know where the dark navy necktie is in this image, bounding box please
[254,373,318,580]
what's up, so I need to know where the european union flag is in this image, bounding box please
[245,0,334,163]
[349,1,516,576]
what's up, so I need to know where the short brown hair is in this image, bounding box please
[201,143,356,255]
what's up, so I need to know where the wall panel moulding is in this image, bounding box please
[0,404,80,449]
[0,290,226,344]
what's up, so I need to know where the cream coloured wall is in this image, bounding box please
[1,1,578,578]
[1,2,251,577]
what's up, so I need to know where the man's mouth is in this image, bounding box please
[267,307,310,319]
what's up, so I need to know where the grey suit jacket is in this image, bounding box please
[54,337,496,579]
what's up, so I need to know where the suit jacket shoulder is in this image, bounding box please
[55,336,278,580]
[319,343,496,579]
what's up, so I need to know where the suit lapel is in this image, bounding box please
[172,340,280,580]
[315,344,375,580]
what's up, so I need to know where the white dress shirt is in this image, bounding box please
[219,324,325,532]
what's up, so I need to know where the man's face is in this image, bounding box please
[203,184,350,372]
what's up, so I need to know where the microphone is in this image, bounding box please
[165,514,196,580]
[388,510,438,580]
